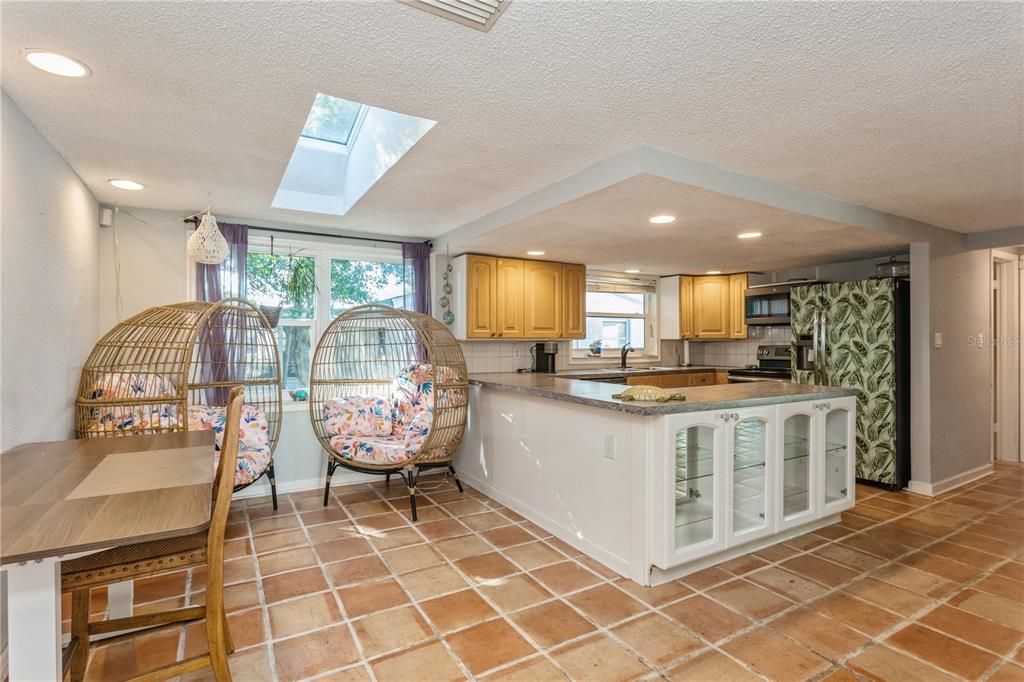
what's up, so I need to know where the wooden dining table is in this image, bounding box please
[1,431,216,682]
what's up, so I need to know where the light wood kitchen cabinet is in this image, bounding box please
[524,260,563,338]
[562,263,587,339]
[693,276,731,339]
[466,255,498,339]
[452,255,585,340]
[496,258,525,338]
[729,274,748,339]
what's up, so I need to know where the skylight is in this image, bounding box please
[273,93,436,217]
[301,94,363,146]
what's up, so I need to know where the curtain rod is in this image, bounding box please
[183,216,431,248]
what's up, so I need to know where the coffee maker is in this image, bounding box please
[533,342,558,373]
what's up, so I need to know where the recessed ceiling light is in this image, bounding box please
[22,50,91,77]
[625,269,640,274]
[706,270,722,275]
[649,215,676,224]
[526,250,545,256]
[108,179,145,191]
[737,231,762,239]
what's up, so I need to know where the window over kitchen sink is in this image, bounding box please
[572,274,658,361]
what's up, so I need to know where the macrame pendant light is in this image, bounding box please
[187,210,229,264]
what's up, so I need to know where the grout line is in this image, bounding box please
[93,467,1024,681]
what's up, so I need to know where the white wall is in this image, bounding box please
[1,90,99,449]
[97,207,188,332]
[1,88,100,660]
[928,247,993,482]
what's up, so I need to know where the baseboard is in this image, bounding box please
[908,462,994,497]
[458,471,634,581]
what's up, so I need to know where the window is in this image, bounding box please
[243,238,404,392]
[572,276,658,359]
[301,94,363,146]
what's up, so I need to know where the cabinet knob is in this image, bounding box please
[490,332,496,337]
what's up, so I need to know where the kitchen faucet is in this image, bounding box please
[620,342,634,369]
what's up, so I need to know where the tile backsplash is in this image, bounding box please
[688,326,792,368]
[459,339,687,374]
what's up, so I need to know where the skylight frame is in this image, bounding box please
[299,93,367,148]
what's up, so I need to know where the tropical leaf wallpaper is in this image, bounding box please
[791,279,897,486]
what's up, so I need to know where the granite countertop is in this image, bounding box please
[551,365,735,380]
[468,372,858,416]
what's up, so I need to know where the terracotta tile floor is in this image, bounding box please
[71,463,1024,681]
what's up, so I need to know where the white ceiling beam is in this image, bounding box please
[433,145,968,253]
[965,225,1024,250]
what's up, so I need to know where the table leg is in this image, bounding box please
[6,558,61,682]
[107,580,134,618]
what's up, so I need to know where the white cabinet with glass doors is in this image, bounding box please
[654,396,856,570]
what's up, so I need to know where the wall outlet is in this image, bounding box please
[513,347,521,360]
[603,434,616,460]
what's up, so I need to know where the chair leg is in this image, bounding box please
[448,465,465,494]
[267,462,278,511]
[70,589,90,682]
[206,610,232,682]
[400,468,419,522]
[220,605,234,655]
[323,460,338,506]
[385,473,391,488]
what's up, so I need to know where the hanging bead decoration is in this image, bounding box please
[187,209,229,264]
[440,245,455,326]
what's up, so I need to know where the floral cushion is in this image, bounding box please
[324,364,462,466]
[187,404,272,487]
[85,372,181,433]
[90,372,178,401]
[328,434,414,466]
[323,397,393,438]
[84,405,181,434]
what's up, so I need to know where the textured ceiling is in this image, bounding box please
[451,174,910,275]
[1,1,1021,243]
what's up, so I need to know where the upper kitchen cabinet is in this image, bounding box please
[524,260,563,338]
[449,255,585,340]
[562,263,587,339]
[465,255,498,339]
[693,275,731,339]
[729,274,748,339]
[496,258,525,338]
[660,273,748,341]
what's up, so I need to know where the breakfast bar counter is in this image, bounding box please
[469,371,856,415]
[455,372,858,586]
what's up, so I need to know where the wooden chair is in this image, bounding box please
[61,386,245,682]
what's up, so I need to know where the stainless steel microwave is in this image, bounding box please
[743,280,818,326]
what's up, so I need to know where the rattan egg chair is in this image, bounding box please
[75,298,284,507]
[310,304,469,521]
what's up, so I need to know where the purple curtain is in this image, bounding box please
[195,222,249,301]
[402,242,431,314]
[194,222,249,405]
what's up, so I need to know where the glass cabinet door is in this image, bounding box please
[732,417,768,537]
[824,407,852,506]
[674,424,717,551]
[782,414,812,520]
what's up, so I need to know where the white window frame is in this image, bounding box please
[569,279,660,365]
[189,233,404,400]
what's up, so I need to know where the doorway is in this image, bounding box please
[992,249,1022,462]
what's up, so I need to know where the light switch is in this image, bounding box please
[933,332,943,349]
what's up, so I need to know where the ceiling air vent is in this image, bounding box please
[399,0,511,32]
